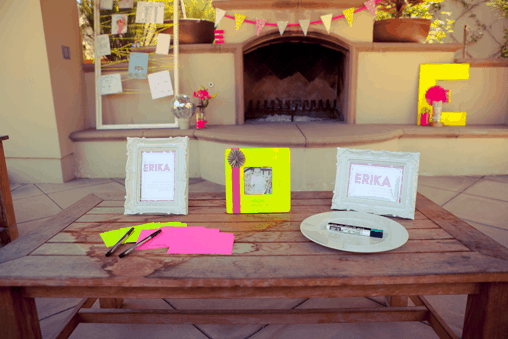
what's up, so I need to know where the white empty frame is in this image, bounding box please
[124,137,189,215]
[93,0,180,129]
[331,148,420,219]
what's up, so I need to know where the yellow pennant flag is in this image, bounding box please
[343,8,355,27]
[235,13,246,30]
[321,14,333,34]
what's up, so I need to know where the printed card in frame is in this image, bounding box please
[124,137,189,215]
[331,148,420,219]
[225,148,291,214]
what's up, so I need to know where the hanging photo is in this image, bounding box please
[111,14,128,35]
[118,0,134,9]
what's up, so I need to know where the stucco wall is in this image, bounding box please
[0,0,67,183]
[355,52,457,124]
[71,137,508,188]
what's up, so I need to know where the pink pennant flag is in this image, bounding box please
[256,19,267,36]
[364,0,376,17]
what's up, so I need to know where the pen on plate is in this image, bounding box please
[105,227,135,257]
[118,229,162,258]
[326,222,383,239]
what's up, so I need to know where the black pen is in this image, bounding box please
[119,229,162,258]
[105,227,135,257]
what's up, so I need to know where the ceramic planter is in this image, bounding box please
[161,19,215,44]
[373,18,432,43]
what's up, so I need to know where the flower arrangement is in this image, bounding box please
[193,86,218,108]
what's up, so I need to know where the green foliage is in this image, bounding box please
[486,0,508,57]
[182,0,215,21]
[487,0,508,18]
[502,29,508,57]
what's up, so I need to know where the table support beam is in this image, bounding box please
[77,306,429,324]
[386,295,409,307]
[0,287,41,339]
[99,298,124,308]
[462,282,508,339]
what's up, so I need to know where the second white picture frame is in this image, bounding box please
[331,148,420,219]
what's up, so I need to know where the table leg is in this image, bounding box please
[386,296,408,307]
[463,282,508,339]
[0,287,42,339]
[99,298,123,308]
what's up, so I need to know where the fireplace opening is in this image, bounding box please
[244,40,346,123]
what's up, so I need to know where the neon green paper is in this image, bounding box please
[100,222,186,247]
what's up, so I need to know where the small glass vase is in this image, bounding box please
[196,105,205,129]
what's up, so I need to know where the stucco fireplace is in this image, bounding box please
[212,0,372,124]
[243,32,347,123]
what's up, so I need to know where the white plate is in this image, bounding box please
[300,211,409,253]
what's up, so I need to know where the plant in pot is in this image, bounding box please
[374,0,443,43]
[161,0,216,44]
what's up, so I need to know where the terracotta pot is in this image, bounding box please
[161,19,215,44]
[373,18,431,43]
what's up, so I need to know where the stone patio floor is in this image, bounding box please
[8,175,508,339]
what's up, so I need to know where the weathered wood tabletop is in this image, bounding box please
[1,191,507,339]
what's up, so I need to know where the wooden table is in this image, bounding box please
[0,135,18,246]
[1,192,507,339]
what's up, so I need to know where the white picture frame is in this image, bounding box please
[124,137,189,215]
[331,148,420,220]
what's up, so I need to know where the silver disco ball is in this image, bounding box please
[170,94,196,119]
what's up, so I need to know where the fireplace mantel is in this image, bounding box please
[211,0,368,10]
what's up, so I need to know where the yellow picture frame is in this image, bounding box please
[225,148,291,213]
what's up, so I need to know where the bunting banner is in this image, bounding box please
[235,13,246,30]
[277,21,288,36]
[215,8,226,27]
[321,14,333,34]
[364,0,376,16]
[256,19,267,36]
[299,19,310,36]
[343,8,355,27]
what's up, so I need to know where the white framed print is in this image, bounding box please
[331,148,420,219]
[124,137,189,215]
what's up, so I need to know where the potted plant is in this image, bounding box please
[374,0,436,43]
[161,0,216,44]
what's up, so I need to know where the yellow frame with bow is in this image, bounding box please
[225,148,291,213]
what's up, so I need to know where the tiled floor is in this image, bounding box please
[7,175,508,339]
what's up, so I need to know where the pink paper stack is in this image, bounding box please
[135,227,234,255]
[214,30,224,44]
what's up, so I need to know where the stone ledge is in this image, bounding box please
[69,123,508,147]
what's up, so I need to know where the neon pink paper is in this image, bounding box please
[135,227,234,255]
[167,231,234,254]
[135,227,217,250]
